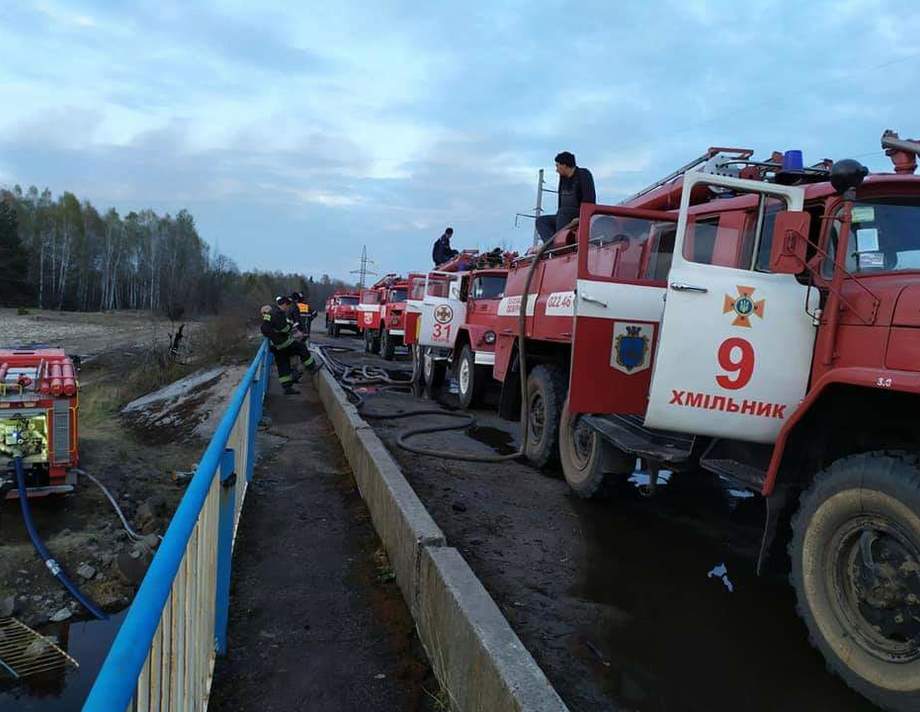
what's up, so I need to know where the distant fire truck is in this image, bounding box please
[0,349,80,498]
[325,291,360,337]
[357,274,408,358]
[411,250,513,407]
[493,131,920,710]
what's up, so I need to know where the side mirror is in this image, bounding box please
[769,211,811,274]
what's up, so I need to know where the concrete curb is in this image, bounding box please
[313,366,568,712]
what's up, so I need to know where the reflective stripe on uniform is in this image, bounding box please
[279,374,293,384]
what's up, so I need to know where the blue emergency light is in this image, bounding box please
[783,150,804,171]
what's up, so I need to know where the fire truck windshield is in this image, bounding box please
[824,197,920,275]
[339,296,358,305]
[389,289,407,302]
[470,275,506,299]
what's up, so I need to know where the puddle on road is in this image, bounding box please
[466,425,518,456]
[570,470,875,711]
[0,610,124,712]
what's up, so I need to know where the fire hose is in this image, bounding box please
[316,237,554,462]
[13,457,108,620]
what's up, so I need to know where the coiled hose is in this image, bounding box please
[14,457,108,620]
[316,237,554,463]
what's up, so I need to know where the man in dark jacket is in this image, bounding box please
[535,151,596,243]
[289,291,317,336]
[260,298,317,395]
[432,227,459,266]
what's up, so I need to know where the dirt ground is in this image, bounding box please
[0,309,252,630]
[209,374,439,712]
[315,329,877,712]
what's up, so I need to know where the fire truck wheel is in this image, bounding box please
[524,364,566,469]
[423,347,445,390]
[456,345,484,409]
[381,328,395,360]
[559,396,632,497]
[790,451,920,711]
[410,345,425,397]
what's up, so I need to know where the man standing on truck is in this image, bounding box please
[535,151,596,243]
[261,300,317,395]
[432,227,459,266]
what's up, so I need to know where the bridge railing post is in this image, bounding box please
[214,447,236,656]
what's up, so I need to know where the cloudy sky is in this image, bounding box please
[1,0,918,281]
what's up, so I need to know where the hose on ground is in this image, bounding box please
[14,457,108,620]
[74,468,156,543]
[316,237,554,463]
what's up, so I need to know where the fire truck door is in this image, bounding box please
[418,273,467,349]
[358,289,379,329]
[405,274,426,345]
[645,174,815,443]
[570,206,678,415]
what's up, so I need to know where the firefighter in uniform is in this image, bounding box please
[260,298,317,395]
[291,291,316,337]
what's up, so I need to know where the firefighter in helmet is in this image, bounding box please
[261,297,317,395]
[291,291,317,337]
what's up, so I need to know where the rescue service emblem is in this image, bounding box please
[611,323,652,374]
[434,304,454,324]
[723,286,765,328]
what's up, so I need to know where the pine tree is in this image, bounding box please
[0,197,32,307]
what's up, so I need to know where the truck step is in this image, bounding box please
[698,458,767,489]
[582,414,695,463]
[699,439,772,489]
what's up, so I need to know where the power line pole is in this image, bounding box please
[515,169,556,246]
[349,245,377,288]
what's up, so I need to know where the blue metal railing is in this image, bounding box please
[83,340,272,711]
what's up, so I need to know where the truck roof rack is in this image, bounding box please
[622,146,834,206]
[368,273,400,289]
[622,147,754,205]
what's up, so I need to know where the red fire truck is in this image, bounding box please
[411,251,513,408]
[357,274,408,358]
[1,349,80,498]
[326,291,361,337]
[494,132,920,709]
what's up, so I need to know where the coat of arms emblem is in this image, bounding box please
[611,323,652,374]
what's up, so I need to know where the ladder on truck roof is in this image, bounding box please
[368,273,400,290]
[622,146,837,206]
[621,147,754,205]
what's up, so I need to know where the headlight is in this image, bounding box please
[483,331,496,345]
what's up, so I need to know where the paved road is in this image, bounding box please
[209,374,438,712]
[316,331,877,712]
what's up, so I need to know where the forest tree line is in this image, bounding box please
[0,185,354,316]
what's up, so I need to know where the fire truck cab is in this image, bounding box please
[327,291,360,337]
[413,251,512,407]
[357,274,408,358]
[499,134,920,710]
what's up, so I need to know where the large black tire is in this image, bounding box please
[523,364,566,469]
[559,396,634,497]
[381,327,395,360]
[790,451,920,711]
[410,344,425,398]
[422,347,446,391]
[456,344,486,409]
